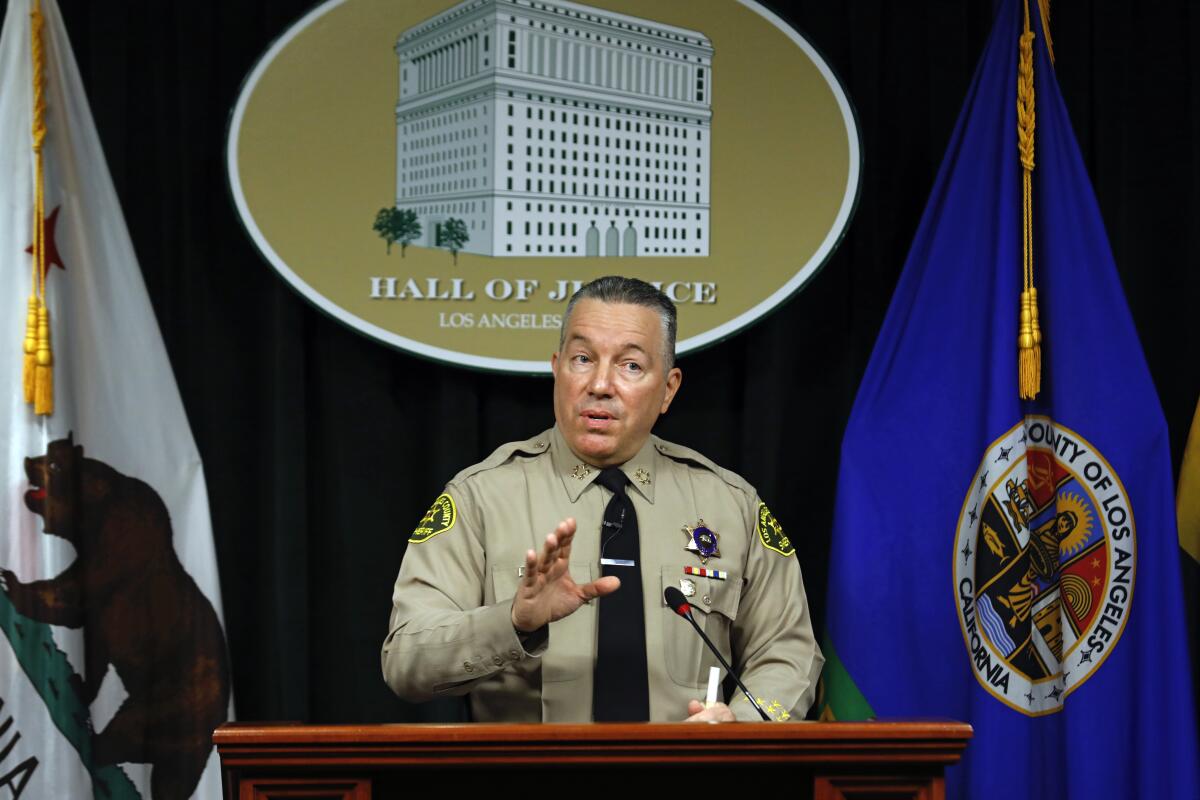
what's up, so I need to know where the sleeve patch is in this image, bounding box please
[757,502,794,556]
[410,493,457,543]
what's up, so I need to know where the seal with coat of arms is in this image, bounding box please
[953,416,1136,716]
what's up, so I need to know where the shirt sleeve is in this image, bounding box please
[381,482,545,702]
[727,496,825,721]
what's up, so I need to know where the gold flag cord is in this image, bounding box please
[1017,0,1042,400]
[1038,0,1056,66]
[23,0,53,415]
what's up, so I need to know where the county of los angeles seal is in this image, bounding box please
[953,416,1136,716]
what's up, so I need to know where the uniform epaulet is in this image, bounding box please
[652,436,755,497]
[449,430,552,485]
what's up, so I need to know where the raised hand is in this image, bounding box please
[510,518,620,633]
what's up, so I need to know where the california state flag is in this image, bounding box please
[0,1,231,798]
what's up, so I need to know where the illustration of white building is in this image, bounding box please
[393,0,713,257]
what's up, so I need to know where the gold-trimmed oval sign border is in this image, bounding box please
[227,0,862,373]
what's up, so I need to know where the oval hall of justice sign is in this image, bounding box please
[227,0,861,372]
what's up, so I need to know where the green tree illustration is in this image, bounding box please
[393,209,421,257]
[373,207,398,254]
[438,218,469,265]
[372,207,422,256]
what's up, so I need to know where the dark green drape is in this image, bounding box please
[26,0,1199,722]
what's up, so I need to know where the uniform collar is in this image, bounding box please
[550,425,657,504]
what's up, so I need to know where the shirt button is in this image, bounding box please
[702,594,712,606]
[463,661,474,673]
[509,649,521,660]
[493,655,504,666]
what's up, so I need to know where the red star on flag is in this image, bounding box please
[24,205,65,278]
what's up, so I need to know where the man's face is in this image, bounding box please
[552,299,682,467]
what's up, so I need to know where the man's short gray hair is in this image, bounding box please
[559,276,677,369]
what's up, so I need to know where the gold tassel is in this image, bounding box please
[1019,290,1034,392]
[1017,2,1042,400]
[34,303,53,415]
[23,296,38,403]
[1029,286,1042,389]
[1018,289,1042,399]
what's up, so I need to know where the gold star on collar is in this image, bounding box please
[571,464,592,480]
[634,468,651,486]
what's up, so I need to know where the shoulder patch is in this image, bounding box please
[757,502,794,556]
[410,493,457,544]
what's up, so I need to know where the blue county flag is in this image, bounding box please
[0,1,231,798]
[822,0,1200,798]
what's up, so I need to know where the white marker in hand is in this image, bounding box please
[704,666,721,709]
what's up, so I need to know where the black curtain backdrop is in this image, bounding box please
[21,0,1198,722]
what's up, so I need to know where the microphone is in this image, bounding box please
[664,587,770,720]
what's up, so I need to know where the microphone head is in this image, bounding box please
[664,586,692,616]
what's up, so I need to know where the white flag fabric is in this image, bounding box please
[0,2,231,799]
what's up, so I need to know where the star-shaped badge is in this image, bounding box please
[682,520,720,564]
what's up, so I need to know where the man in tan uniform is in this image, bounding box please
[382,276,822,722]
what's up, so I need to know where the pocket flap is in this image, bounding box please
[491,563,523,602]
[490,563,597,602]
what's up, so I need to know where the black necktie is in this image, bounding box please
[592,467,649,721]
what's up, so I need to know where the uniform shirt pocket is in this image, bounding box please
[493,562,597,684]
[660,565,741,689]
[488,564,544,681]
[543,562,597,683]
[491,563,522,604]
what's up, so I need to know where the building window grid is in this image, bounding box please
[397,1,710,256]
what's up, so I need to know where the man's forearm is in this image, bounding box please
[382,599,544,701]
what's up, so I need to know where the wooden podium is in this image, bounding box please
[215,721,971,799]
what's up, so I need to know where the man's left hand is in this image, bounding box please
[685,700,736,722]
